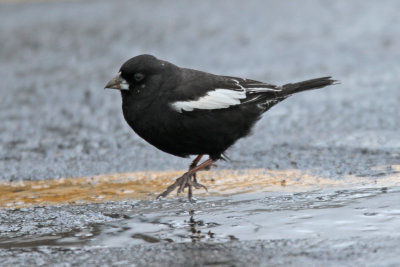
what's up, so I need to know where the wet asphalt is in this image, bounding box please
[1,0,400,266]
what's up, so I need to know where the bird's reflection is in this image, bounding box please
[186,209,216,242]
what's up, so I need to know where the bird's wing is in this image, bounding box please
[170,75,285,113]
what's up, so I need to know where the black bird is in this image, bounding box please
[105,54,335,201]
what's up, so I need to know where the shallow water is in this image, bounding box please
[2,186,398,248]
[91,187,400,247]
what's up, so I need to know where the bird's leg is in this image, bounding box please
[190,155,203,169]
[178,159,215,202]
[189,154,203,184]
[157,157,216,201]
[156,155,203,200]
[172,155,203,194]
[188,155,217,184]
[178,157,211,194]
[184,155,203,201]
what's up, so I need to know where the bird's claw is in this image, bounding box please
[157,172,208,202]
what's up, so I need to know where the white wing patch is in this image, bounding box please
[246,87,281,93]
[171,88,246,113]
[170,79,282,113]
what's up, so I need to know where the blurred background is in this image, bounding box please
[1,0,399,182]
[1,1,400,265]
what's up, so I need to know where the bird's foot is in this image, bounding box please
[156,172,207,202]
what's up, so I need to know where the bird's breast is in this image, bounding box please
[121,93,189,156]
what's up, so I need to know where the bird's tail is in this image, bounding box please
[278,76,336,96]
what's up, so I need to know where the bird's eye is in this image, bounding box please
[134,73,145,82]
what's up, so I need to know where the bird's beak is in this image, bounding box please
[104,72,129,90]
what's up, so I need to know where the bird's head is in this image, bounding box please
[105,54,173,93]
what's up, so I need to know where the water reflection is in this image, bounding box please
[94,187,400,246]
[186,210,219,242]
[1,187,399,248]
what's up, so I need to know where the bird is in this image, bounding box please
[105,54,335,201]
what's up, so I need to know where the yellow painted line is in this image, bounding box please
[1,167,399,209]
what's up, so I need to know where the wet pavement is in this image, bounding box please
[1,0,400,266]
[1,185,400,266]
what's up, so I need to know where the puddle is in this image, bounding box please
[1,186,399,248]
[90,187,400,246]
[1,167,399,248]
[0,224,101,248]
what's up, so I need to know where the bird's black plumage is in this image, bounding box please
[105,54,335,201]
